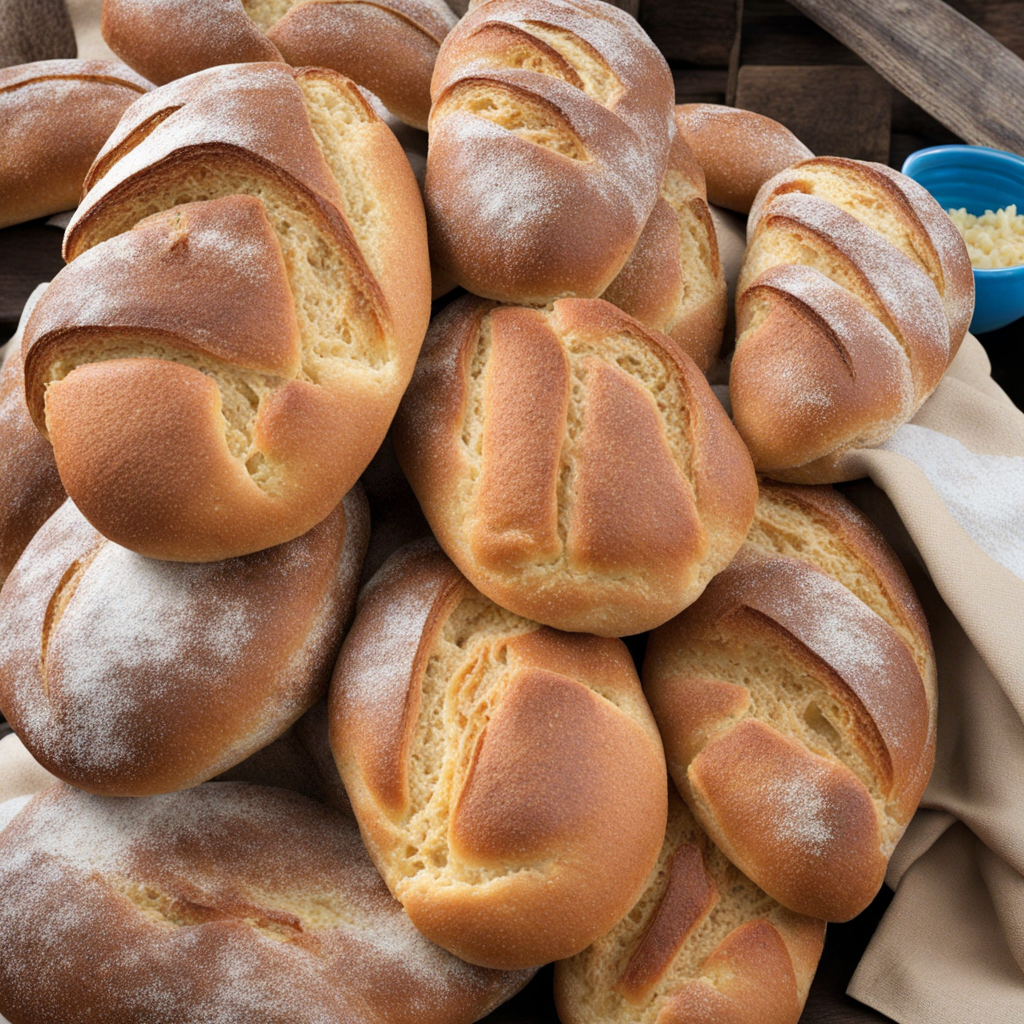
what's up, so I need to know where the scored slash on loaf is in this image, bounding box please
[20,62,431,562]
[329,541,668,970]
[644,482,936,922]
[0,783,535,1024]
[425,0,676,303]
[101,0,457,128]
[393,296,757,636]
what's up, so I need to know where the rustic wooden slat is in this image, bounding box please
[0,0,76,67]
[672,67,730,106]
[0,221,65,329]
[741,13,866,66]
[640,0,742,64]
[786,0,1024,156]
[735,64,891,162]
[946,0,1024,60]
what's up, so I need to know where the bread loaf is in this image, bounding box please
[393,296,757,636]
[0,287,65,588]
[555,788,825,1024]
[22,63,431,561]
[644,481,936,921]
[731,157,974,483]
[0,488,368,797]
[0,60,151,230]
[425,0,675,303]
[0,782,534,1024]
[101,0,457,128]
[673,104,813,214]
[601,107,727,372]
[329,542,668,969]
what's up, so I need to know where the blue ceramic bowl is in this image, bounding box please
[902,145,1024,334]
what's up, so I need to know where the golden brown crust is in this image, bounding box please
[0,488,368,797]
[673,103,813,214]
[731,157,973,483]
[0,782,534,1024]
[0,289,65,588]
[643,482,936,922]
[0,59,152,229]
[329,542,668,970]
[393,296,756,636]
[22,63,430,561]
[554,790,825,1024]
[425,0,675,303]
[601,110,727,373]
[102,0,456,127]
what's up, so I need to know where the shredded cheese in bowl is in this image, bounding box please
[948,204,1024,269]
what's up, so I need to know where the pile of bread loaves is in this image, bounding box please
[0,1,970,1021]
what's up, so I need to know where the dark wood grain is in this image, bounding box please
[0,221,65,331]
[741,11,866,66]
[672,67,731,105]
[786,0,1024,155]
[0,0,76,67]
[947,0,1024,60]
[735,64,892,162]
[640,0,743,64]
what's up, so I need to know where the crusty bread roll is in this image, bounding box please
[329,542,668,970]
[425,0,675,303]
[555,788,825,1024]
[731,157,974,483]
[674,103,813,215]
[600,107,727,373]
[0,287,65,588]
[393,296,757,636]
[101,0,457,128]
[0,782,534,1024]
[22,63,431,561]
[644,481,936,922]
[0,59,151,230]
[0,488,368,797]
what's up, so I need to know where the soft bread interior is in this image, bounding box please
[557,792,818,1024]
[48,73,390,490]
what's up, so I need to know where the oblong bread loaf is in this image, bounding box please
[0,782,534,1024]
[425,0,675,303]
[393,296,757,636]
[22,63,431,561]
[644,482,936,921]
[0,60,152,229]
[329,541,668,970]
[101,0,457,128]
[555,787,825,1024]
[0,286,65,589]
[0,489,368,797]
[731,157,973,483]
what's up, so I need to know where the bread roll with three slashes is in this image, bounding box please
[22,63,431,561]
[555,788,825,1024]
[393,296,756,637]
[425,0,676,303]
[644,481,936,922]
[0,782,534,1024]
[731,157,974,483]
[329,541,668,970]
[0,489,367,797]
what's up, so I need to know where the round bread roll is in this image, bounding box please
[673,104,813,214]
[600,107,727,373]
[731,156,974,483]
[425,0,675,304]
[555,787,826,1024]
[329,541,668,970]
[0,59,152,230]
[101,0,457,128]
[0,286,65,589]
[22,62,431,561]
[0,782,534,1024]
[644,481,936,922]
[0,488,368,797]
[392,296,757,636]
